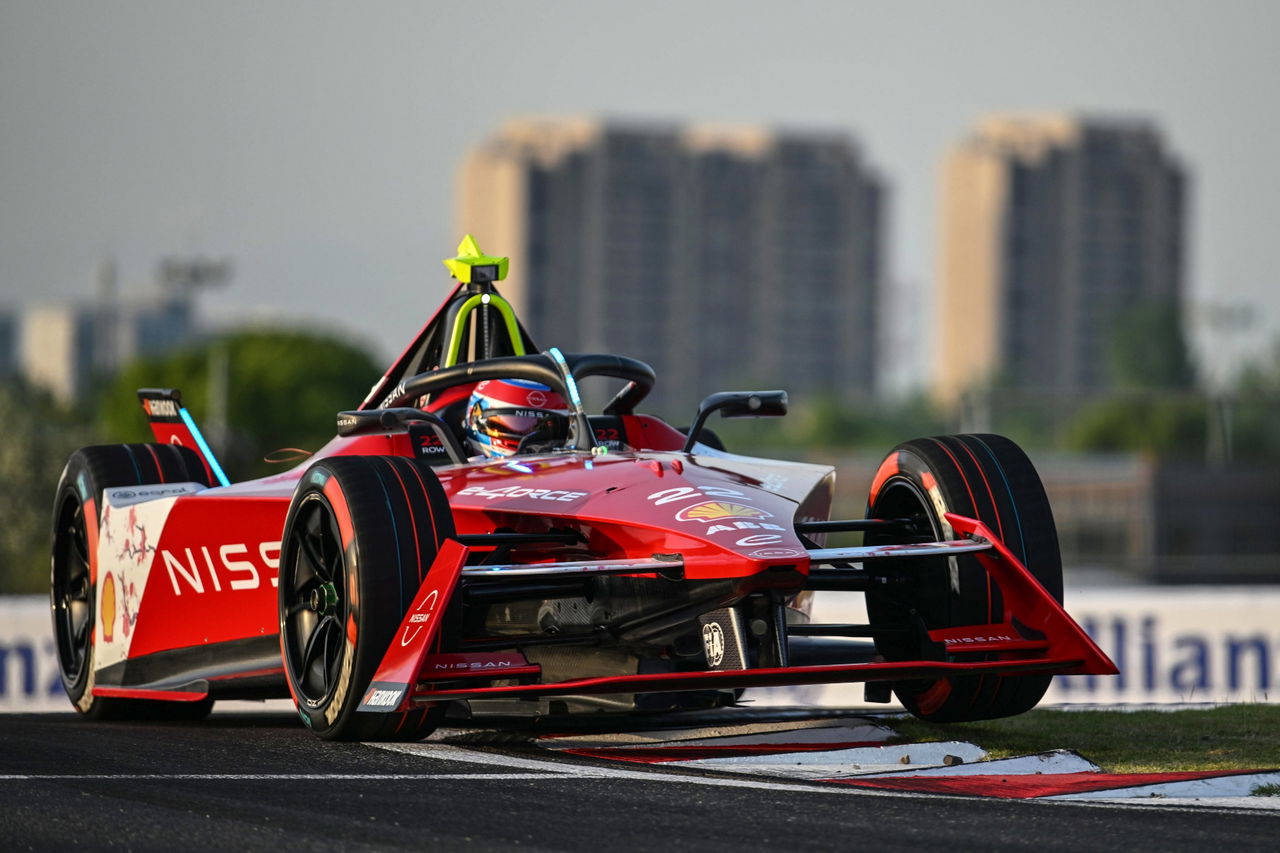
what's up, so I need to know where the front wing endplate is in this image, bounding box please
[358,539,468,713]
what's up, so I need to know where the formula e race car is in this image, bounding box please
[50,237,1116,740]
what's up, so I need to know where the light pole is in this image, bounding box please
[1197,301,1257,467]
[158,256,233,454]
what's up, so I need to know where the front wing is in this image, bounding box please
[361,512,1118,713]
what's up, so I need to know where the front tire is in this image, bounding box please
[864,434,1063,722]
[279,456,455,741]
[51,444,212,719]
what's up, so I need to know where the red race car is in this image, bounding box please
[50,237,1115,740]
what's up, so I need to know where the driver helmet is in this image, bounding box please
[466,379,569,458]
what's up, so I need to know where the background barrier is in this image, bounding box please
[6,589,1279,712]
[1,597,66,712]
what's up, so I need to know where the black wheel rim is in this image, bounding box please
[868,478,940,543]
[51,493,93,684]
[866,477,951,663]
[282,494,349,706]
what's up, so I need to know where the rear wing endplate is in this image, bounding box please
[136,388,230,486]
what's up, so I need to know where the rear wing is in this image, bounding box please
[135,388,230,486]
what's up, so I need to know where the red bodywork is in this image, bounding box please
[88,283,1117,711]
[93,428,831,688]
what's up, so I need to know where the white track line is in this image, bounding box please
[371,742,873,794]
[533,717,887,748]
[0,773,567,781]
[1059,796,1280,811]
[542,722,895,751]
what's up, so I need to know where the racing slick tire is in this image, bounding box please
[864,434,1063,723]
[279,455,455,741]
[51,444,215,720]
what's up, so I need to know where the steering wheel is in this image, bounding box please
[375,351,655,451]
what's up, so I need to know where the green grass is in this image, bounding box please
[1251,783,1280,797]
[886,705,1280,774]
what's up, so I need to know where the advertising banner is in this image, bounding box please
[0,597,66,712]
[1048,587,1280,704]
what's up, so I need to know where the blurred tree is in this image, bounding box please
[1106,299,1197,391]
[716,393,946,454]
[1053,301,1202,457]
[1229,339,1280,462]
[952,371,1088,450]
[0,380,99,593]
[1064,393,1208,457]
[98,328,382,480]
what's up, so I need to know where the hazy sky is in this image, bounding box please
[2,0,1278,388]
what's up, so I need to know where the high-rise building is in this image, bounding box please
[458,119,883,414]
[0,309,17,379]
[935,114,1186,405]
[19,258,220,403]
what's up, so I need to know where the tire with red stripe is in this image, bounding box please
[51,444,213,719]
[279,455,455,741]
[864,434,1062,722]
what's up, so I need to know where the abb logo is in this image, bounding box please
[160,542,282,596]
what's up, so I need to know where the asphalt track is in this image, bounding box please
[2,709,1275,852]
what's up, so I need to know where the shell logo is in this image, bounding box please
[100,572,117,643]
[675,501,772,523]
[702,622,725,667]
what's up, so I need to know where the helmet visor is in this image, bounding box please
[475,408,566,439]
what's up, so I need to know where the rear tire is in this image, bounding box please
[279,456,455,741]
[51,444,212,719]
[864,434,1062,722]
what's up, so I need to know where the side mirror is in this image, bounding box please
[336,408,469,464]
[682,391,788,453]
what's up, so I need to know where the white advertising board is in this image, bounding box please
[1047,587,1280,704]
[0,596,67,712]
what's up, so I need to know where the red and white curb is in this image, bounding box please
[639,741,989,778]
[530,716,1280,807]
